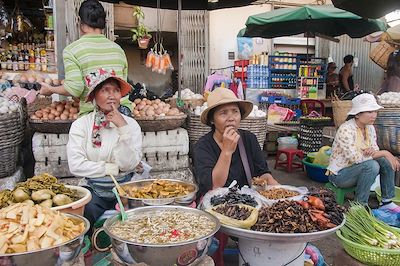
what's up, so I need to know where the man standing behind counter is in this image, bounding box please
[39,0,130,116]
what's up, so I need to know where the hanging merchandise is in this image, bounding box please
[144,0,174,75]
[146,43,174,75]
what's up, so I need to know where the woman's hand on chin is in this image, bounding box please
[106,104,127,127]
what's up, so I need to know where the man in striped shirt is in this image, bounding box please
[40,0,130,116]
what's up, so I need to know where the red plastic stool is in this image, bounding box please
[275,148,304,172]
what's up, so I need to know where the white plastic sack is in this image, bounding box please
[254,185,308,206]
[199,183,263,210]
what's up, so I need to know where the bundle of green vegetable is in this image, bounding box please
[341,202,400,249]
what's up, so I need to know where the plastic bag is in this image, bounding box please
[372,208,400,227]
[206,203,259,229]
[313,146,332,167]
[254,185,308,206]
[199,184,263,211]
[267,104,295,124]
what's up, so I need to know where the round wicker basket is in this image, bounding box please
[135,114,187,132]
[375,107,400,155]
[0,98,26,178]
[188,114,267,148]
[29,119,75,134]
[332,100,352,128]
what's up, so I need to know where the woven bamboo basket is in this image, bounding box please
[332,100,352,128]
[375,107,400,155]
[370,41,396,70]
[188,114,267,148]
[0,98,26,178]
[29,119,75,134]
[27,96,52,115]
[135,114,187,132]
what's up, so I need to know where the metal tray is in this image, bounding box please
[120,179,198,208]
[220,218,345,243]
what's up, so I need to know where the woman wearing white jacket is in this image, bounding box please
[67,68,142,233]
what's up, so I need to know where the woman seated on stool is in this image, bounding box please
[193,87,279,196]
[327,93,400,211]
[193,87,279,266]
[67,68,142,234]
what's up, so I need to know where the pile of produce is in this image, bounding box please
[309,187,346,226]
[252,201,319,233]
[172,88,203,101]
[213,204,253,220]
[252,191,345,233]
[0,203,85,254]
[258,188,300,200]
[123,179,195,199]
[29,100,79,121]
[0,173,80,208]
[210,188,258,208]
[0,97,19,115]
[132,98,184,118]
[14,73,61,86]
[340,202,400,249]
[378,92,400,106]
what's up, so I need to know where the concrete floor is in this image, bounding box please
[222,157,369,266]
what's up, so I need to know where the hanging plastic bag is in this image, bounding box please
[158,53,167,75]
[152,52,161,72]
[145,49,154,68]
[164,52,174,70]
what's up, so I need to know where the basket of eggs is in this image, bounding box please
[29,100,80,134]
[132,98,187,132]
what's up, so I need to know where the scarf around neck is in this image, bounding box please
[92,106,110,148]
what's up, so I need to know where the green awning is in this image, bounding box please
[238,5,387,39]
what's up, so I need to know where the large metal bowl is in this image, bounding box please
[0,213,89,266]
[220,217,345,243]
[103,205,220,265]
[120,179,198,209]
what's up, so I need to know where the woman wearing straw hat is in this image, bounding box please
[67,68,142,234]
[327,93,400,211]
[193,87,279,197]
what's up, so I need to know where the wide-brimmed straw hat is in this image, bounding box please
[84,68,132,102]
[347,93,383,115]
[200,87,253,126]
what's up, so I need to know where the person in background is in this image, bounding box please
[378,50,400,94]
[39,0,130,116]
[67,68,142,234]
[326,62,339,98]
[339,55,356,93]
[327,93,400,212]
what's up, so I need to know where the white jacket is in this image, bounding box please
[67,112,142,178]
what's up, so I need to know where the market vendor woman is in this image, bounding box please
[328,93,400,211]
[193,87,279,197]
[67,68,142,232]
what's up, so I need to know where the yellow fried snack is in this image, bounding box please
[0,203,85,254]
[124,180,194,199]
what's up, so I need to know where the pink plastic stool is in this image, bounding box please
[275,148,304,172]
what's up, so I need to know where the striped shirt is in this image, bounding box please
[63,34,128,115]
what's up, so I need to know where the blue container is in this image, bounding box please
[302,158,329,183]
